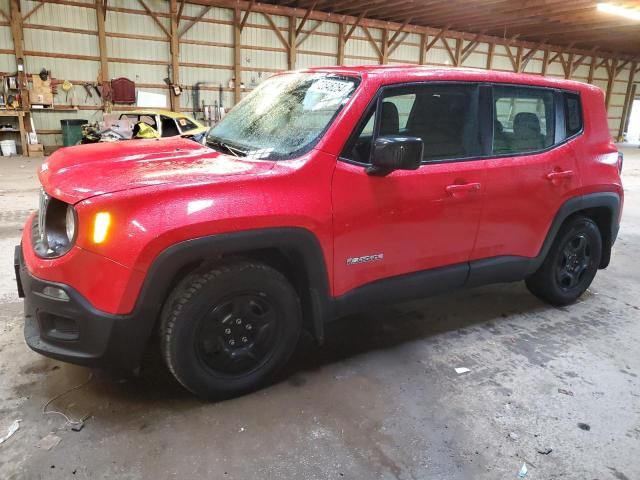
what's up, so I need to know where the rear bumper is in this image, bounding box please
[16,244,148,369]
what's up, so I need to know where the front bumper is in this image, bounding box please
[16,244,148,369]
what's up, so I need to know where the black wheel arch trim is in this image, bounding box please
[528,191,620,274]
[132,227,333,348]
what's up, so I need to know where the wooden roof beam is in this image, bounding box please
[261,11,290,49]
[179,3,213,38]
[239,0,255,31]
[197,0,637,60]
[344,10,366,42]
[361,24,383,60]
[137,0,170,38]
[296,18,322,47]
[295,0,316,36]
[22,1,44,21]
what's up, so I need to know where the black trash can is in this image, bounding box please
[60,119,88,146]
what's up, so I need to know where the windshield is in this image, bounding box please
[206,73,359,160]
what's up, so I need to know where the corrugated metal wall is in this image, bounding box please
[2,0,636,148]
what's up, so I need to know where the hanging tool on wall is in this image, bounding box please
[62,80,73,102]
[83,83,94,102]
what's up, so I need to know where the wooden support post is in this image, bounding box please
[337,23,345,65]
[233,8,241,104]
[9,0,23,61]
[454,38,462,67]
[9,0,28,109]
[563,53,575,79]
[419,33,426,65]
[605,59,618,109]
[381,28,388,64]
[618,63,637,141]
[95,0,109,110]
[170,0,180,111]
[541,48,550,76]
[486,41,495,70]
[515,45,524,72]
[587,55,597,84]
[288,15,296,69]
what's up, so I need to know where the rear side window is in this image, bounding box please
[492,86,555,155]
[565,93,583,137]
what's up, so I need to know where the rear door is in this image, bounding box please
[471,84,581,263]
[332,82,487,297]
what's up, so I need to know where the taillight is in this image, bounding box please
[617,152,624,173]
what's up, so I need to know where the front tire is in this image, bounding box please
[160,260,302,399]
[526,216,602,306]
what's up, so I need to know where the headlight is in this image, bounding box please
[32,193,77,258]
[65,205,76,242]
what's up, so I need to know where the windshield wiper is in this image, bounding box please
[206,138,247,157]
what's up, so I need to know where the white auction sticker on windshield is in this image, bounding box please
[308,79,352,96]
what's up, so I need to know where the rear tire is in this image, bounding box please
[160,260,301,399]
[526,216,602,306]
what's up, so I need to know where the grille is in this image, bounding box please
[38,188,49,242]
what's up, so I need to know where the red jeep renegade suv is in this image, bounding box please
[16,66,623,398]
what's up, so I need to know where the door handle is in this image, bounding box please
[445,182,481,195]
[546,170,574,181]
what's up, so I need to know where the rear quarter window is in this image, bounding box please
[565,93,583,137]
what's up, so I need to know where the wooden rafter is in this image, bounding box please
[137,0,170,38]
[239,0,255,31]
[179,4,213,38]
[520,40,545,71]
[460,31,485,63]
[503,35,520,72]
[361,24,382,60]
[295,1,317,36]
[570,48,598,75]
[441,36,456,65]
[262,11,289,49]
[22,1,44,22]
[387,17,411,50]
[296,19,323,47]
[387,31,409,57]
[176,0,186,25]
[424,26,449,53]
[344,10,366,42]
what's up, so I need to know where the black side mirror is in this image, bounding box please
[366,136,424,176]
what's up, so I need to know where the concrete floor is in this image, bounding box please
[1,147,639,480]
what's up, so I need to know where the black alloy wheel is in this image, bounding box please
[526,216,602,306]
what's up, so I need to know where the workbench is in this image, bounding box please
[0,111,31,155]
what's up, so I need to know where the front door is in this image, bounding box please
[332,83,487,297]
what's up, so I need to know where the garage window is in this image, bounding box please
[492,86,555,155]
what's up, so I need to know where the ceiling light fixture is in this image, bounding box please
[597,3,640,22]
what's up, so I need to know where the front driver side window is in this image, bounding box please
[341,84,480,164]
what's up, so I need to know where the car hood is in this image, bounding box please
[39,137,276,204]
